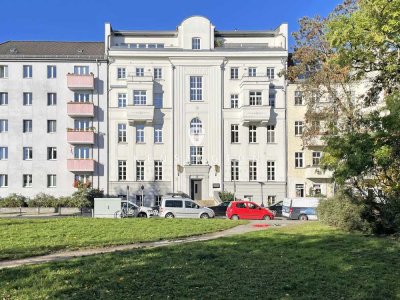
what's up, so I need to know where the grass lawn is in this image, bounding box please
[0,218,245,260]
[1,223,399,299]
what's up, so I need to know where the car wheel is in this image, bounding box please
[231,215,239,220]
[165,212,174,219]
[137,212,147,218]
[200,213,209,219]
[263,215,271,220]
[298,214,308,221]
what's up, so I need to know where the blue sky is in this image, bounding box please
[1,0,342,49]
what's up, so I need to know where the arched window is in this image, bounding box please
[190,118,203,135]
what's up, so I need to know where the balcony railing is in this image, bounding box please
[305,166,333,179]
[67,102,94,117]
[240,105,270,125]
[240,75,271,87]
[67,159,95,172]
[67,73,94,90]
[127,105,155,123]
[67,130,95,144]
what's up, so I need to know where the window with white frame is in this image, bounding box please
[155,195,162,206]
[47,147,57,160]
[136,124,145,143]
[47,174,56,188]
[313,152,321,166]
[295,152,304,168]
[266,67,275,79]
[249,125,257,143]
[118,124,126,143]
[311,120,321,133]
[230,67,238,79]
[154,125,163,143]
[248,67,257,77]
[296,184,305,197]
[267,161,275,181]
[0,65,8,78]
[269,90,276,107]
[0,93,8,105]
[136,160,144,181]
[231,160,239,181]
[0,120,8,132]
[75,174,91,185]
[192,37,201,50]
[190,76,202,101]
[295,91,303,105]
[230,94,239,108]
[23,120,32,133]
[0,174,7,187]
[74,66,89,75]
[117,67,126,79]
[134,90,146,105]
[295,121,304,136]
[190,146,203,165]
[47,120,56,133]
[313,184,322,195]
[0,147,8,160]
[47,93,57,106]
[74,146,90,159]
[154,160,163,181]
[47,65,56,78]
[190,118,203,135]
[23,65,32,78]
[154,93,163,108]
[74,119,90,130]
[118,160,126,181]
[154,68,162,79]
[135,68,144,77]
[74,92,90,102]
[23,147,32,160]
[23,174,32,187]
[267,125,275,143]
[249,160,257,181]
[249,91,262,105]
[118,93,127,108]
[267,195,276,205]
[23,92,32,106]
[231,124,239,143]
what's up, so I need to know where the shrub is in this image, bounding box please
[219,191,235,202]
[28,193,58,207]
[0,194,27,207]
[70,187,104,208]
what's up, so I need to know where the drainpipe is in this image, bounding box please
[220,58,227,192]
[96,59,100,190]
[170,60,176,192]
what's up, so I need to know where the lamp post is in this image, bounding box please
[258,182,265,207]
[141,185,144,207]
[126,185,130,216]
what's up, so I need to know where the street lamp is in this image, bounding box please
[258,182,265,207]
[140,185,144,207]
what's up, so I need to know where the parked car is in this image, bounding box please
[268,201,283,217]
[208,201,231,216]
[226,201,275,220]
[282,198,320,220]
[164,192,191,199]
[159,198,215,219]
[121,200,158,218]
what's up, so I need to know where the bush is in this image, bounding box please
[28,193,58,207]
[219,191,235,202]
[70,187,104,208]
[0,194,27,207]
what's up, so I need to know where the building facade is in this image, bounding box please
[0,42,108,197]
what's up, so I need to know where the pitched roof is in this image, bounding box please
[0,41,105,58]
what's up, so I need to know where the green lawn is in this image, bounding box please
[0,218,245,260]
[1,222,399,299]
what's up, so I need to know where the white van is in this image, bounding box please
[282,198,320,220]
[159,197,215,219]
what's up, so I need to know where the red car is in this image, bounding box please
[226,201,275,220]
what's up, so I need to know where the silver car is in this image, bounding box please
[159,198,215,219]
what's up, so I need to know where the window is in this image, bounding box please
[47,93,57,106]
[23,120,32,133]
[311,120,320,133]
[118,93,127,108]
[154,160,163,181]
[136,68,144,77]
[134,90,146,105]
[311,92,319,103]
[0,147,8,160]
[154,93,163,109]
[75,174,91,185]
[190,118,203,135]
[118,160,126,181]
[136,160,144,181]
[74,119,90,130]
[266,67,275,79]
[47,147,57,160]
[295,91,303,105]
[190,146,203,165]
[192,37,201,50]
[74,146,90,159]
[295,152,304,168]
[154,68,162,79]
[295,121,304,136]
[267,125,275,143]
[155,195,163,206]
[47,120,56,133]
[230,94,239,108]
[117,67,126,79]
[231,160,239,181]
[190,76,202,101]
[136,125,145,143]
[23,92,32,106]
[47,65,57,78]
[74,66,89,75]
[0,120,8,132]
[267,195,276,205]
[23,174,32,187]
[154,125,163,143]
[0,174,7,187]
[23,147,33,160]
[248,67,257,77]
[313,184,322,196]
[267,161,275,181]
[243,195,253,201]
[23,65,32,78]
[0,93,8,105]
[74,92,90,102]
[313,152,321,166]
[47,174,56,188]
[231,124,239,143]
[296,184,305,197]
[0,65,8,78]
[249,91,262,105]
[269,90,276,107]
[249,161,257,181]
[230,67,238,79]
[118,124,126,143]
[165,200,183,208]
[249,125,257,143]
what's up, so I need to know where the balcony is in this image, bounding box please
[306,135,327,147]
[305,166,333,180]
[67,102,94,117]
[67,159,95,172]
[67,73,95,90]
[67,130,95,144]
[240,105,270,125]
[240,75,271,87]
[127,105,155,123]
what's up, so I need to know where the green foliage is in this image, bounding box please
[28,193,58,208]
[0,194,27,207]
[71,187,104,208]
[218,191,235,202]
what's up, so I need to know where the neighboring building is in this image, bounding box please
[0,41,108,197]
[105,16,288,206]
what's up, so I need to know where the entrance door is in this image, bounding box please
[191,180,202,200]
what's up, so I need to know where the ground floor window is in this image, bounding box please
[312,184,322,196]
[295,184,305,197]
[267,195,276,205]
[244,195,253,201]
[155,195,162,207]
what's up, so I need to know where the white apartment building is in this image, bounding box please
[106,16,288,206]
[0,41,108,197]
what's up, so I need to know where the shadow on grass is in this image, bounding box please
[1,224,399,299]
